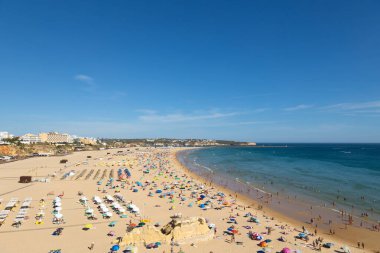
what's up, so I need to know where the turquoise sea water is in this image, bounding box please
[179,144,380,221]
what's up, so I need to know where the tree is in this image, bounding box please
[3,137,21,145]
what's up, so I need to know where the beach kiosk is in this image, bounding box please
[19,176,32,183]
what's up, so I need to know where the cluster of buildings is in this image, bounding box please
[0,131,98,145]
[0,132,14,145]
[103,138,256,148]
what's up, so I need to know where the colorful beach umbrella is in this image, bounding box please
[111,245,120,251]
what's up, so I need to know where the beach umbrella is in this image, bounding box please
[55,207,62,211]
[111,245,120,251]
[298,233,306,238]
[259,241,267,247]
[54,213,63,219]
[54,202,62,207]
[281,248,291,253]
[84,224,93,229]
[85,208,94,214]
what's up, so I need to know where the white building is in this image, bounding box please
[39,132,73,144]
[0,132,13,140]
[0,132,14,144]
[20,133,41,144]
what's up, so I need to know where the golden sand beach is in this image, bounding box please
[0,147,378,253]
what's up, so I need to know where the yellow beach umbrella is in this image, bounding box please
[84,223,93,229]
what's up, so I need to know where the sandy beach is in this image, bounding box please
[0,147,378,253]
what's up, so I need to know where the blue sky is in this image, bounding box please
[1,1,380,142]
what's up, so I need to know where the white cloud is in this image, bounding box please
[74,74,94,84]
[323,100,380,112]
[138,111,241,122]
[284,104,313,111]
[136,109,157,115]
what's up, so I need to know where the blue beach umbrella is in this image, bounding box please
[111,245,120,251]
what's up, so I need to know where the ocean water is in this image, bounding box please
[179,144,380,221]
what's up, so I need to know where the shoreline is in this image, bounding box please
[0,147,378,253]
[174,147,380,252]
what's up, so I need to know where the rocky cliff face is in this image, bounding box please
[122,216,214,246]
[0,145,18,156]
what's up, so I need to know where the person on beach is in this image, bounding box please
[89,242,94,250]
[231,233,235,243]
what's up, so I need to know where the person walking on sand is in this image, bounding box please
[89,242,94,250]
